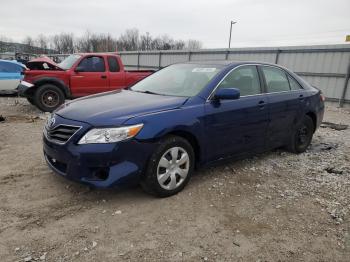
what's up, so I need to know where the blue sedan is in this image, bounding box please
[43,61,325,197]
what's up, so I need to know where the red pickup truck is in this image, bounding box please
[18,53,154,112]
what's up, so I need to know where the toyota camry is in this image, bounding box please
[43,61,325,197]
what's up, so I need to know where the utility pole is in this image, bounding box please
[228,21,237,49]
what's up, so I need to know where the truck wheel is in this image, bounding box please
[34,84,65,112]
[141,135,195,197]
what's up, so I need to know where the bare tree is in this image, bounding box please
[60,33,74,53]
[51,35,62,53]
[118,28,139,51]
[75,31,92,52]
[2,29,203,55]
[173,40,186,50]
[102,33,117,52]
[0,35,13,52]
[48,33,74,54]
[22,36,34,53]
[140,32,152,51]
[36,34,47,51]
[186,39,203,50]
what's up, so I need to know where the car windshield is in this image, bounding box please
[130,64,223,97]
[58,54,81,70]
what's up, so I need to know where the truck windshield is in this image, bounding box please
[58,54,81,70]
[130,64,223,97]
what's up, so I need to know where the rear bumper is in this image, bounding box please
[315,101,325,130]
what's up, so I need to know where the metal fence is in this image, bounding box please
[119,44,350,106]
[3,44,349,106]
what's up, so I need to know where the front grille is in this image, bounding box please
[45,125,81,144]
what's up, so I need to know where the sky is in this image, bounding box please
[0,0,349,48]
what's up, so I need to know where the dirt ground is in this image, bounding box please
[0,97,349,262]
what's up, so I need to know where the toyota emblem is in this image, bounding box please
[48,115,56,128]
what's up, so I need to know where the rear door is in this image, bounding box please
[204,65,269,161]
[259,65,304,149]
[107,56,126,91]
[70,56,109,96]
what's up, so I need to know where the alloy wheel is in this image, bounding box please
[157,146,190,190]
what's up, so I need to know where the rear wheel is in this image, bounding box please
[287,115,314,153]
[34,84,65,112]
[141,136,195,197]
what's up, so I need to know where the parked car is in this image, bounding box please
[18,53,154,112]
[0,59,26,94]
[43,61,325,197]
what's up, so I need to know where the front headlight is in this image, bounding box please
[78,124,143,144]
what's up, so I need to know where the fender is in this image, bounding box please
[19,77,71,98]
[32,77,71,98]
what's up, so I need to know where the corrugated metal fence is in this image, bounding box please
[119,44,350,106]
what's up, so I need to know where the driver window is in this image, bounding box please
[218,65,261,96]
[78,56,105,72]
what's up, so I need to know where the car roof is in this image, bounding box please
[0,59,26,68]
[74,53,119,57]
[184,60,281,67]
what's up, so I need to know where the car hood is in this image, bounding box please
[26,57,63,70]
[56,90,188,126]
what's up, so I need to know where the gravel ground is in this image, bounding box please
[0,97,349,262]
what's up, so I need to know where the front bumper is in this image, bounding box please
[43,115,156,188]
[17,80,34,97]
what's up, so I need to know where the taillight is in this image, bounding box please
[320,93,326,102]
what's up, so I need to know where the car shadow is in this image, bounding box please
[47,138,334,204]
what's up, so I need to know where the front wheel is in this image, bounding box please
[287,115,314,153]
[141,136,195,197]
[34,84,65,112]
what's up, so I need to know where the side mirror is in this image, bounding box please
[75,66,85,72]
[213,88,240,100]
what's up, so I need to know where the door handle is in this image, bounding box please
[299,94,304,101]
[101,75,107,79]
[258,100,266,108]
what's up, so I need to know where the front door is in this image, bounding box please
[204,65,269,162]
[70,56,109,97]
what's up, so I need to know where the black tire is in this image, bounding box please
[141,135,195,197]
[26,97,36,105]
[33,84,65,112]
[287,115,314,153]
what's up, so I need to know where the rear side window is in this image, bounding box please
[0,62,7,72]
[261,66,290,93]
[288,75,302,90]
[78,56,105,72]
[217,65,261,96]
[0,62,22,73]
[108,56,120,72]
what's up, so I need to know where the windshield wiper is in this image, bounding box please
[131,89,160,95]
